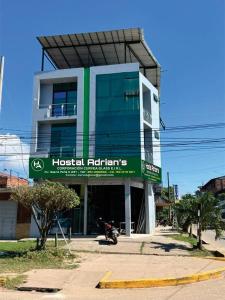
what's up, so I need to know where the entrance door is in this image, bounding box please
[87,185,125,234]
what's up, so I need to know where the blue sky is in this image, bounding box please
[0,0,224,195]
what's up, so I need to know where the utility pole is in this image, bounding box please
[167,172,170,202]
[0,56,5,112]
[167,172,172,222]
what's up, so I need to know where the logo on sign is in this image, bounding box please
[31,158,45,172]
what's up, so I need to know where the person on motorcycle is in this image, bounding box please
[97,217,107,236]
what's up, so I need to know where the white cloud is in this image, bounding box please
[0,134,30,178]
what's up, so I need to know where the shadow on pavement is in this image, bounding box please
[149,241,190,252]
[94,239,115,246]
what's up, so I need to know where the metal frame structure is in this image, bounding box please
[37,28,161,89]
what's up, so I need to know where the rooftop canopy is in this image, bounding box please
[37,28,160,89]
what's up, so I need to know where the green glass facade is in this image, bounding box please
[95,72,140,157]
[50,123,76,156]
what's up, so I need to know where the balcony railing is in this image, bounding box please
[39,103,77,117]
[143,108,152,124]
[145,149,153,163]
[36,146,76,157]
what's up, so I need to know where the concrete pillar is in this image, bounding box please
[145,181,155,234]
[125,181,131,236]
[83,184,88,235]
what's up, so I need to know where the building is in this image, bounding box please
[0,172,31,239]
[201,176,225,220]
[29,28,162,236]
[201,176,225,196]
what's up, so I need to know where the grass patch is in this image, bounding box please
[0,240,78,273]
[3,275,27,290]
[168,233,214,257]
[0,240,64,253]
[169,234,197,247]
[189,248,214,257]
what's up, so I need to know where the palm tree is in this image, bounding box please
[174,192,225,250]
[174,194,197,235]
[196,192,224,250]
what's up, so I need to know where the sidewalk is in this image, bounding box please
[68,229,192,256]
[1,228,225,300]
[192,226,225,256]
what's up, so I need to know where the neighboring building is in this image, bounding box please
[0,172,31,239]
[201,176,225,220]
[201,176,225,196]
[29,28,162,236]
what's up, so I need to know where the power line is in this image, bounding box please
[1,121,225,135]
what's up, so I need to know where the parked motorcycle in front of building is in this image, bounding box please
[97,218,120,244]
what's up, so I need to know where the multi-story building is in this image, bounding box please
[29,28,162,236]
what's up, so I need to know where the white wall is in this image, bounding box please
[139,73,161,167]
[31,68,84,158]
[37,123,51,152]
[39,84,53,107]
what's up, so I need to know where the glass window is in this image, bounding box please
[95,72,140,157]
[153,94,159,102]
[96,78,110,98]
[154,131,160,139]
[50,123,76,157]
[52,82,77,116]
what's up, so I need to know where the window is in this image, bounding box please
[50,123,76,157]
[52,82,77,116]
[143,84,151,124]
[144,126,153,163]
[153,94,159,103]
[154,131,160,139]
[95,72,140,157]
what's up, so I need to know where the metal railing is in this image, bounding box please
[36,146,76,157]
[143,109,152,124]
[39,103,77,117]
[50,146,76,157]
[144,149,153,163]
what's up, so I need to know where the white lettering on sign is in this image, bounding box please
[52,159,84,166]
[87,159,127,166]
[52,158,128,167]
[145,163,159,174]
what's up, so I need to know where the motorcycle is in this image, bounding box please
[97,218,120,245]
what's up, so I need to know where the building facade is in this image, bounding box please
[201,176,225,220]
[29,28,162,236]
[0,172,31,239]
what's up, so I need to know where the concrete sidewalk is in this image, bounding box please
[68,230,192,256]
[1,252,225,300]
[1,229,225,300]
[192,226,225,256]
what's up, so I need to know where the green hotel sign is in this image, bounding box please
[142,161,162,183]
[29,157,161,183]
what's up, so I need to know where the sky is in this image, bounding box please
[0,0,224,195]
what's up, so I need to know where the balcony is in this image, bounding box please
[39,103,77,119]
[143,108,152,124]
[36,146,76,157]
[145,149,153,163]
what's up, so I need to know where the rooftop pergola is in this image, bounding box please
[37,28,160,89]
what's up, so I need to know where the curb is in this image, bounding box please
[98,256,225,289]
[98,267,225,289]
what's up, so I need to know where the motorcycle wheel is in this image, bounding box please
[112,235,118,245]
